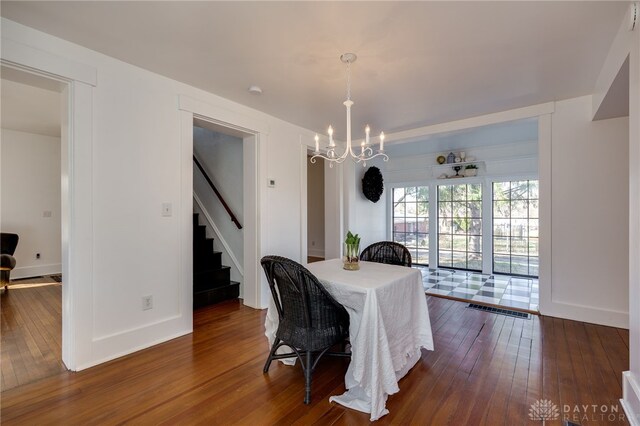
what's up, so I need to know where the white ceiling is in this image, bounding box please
[1,72,61,138]
[0,2,628,137]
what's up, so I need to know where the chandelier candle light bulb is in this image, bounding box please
[310,53,389,167]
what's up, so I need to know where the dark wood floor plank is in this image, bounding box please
[1,296,629,425]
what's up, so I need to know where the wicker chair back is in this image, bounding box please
[261,255,349,352]
[359,241,412,267]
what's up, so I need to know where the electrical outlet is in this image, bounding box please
[36,253,41,259]
[142,295,153,311]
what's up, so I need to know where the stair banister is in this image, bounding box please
[193,156,242,230]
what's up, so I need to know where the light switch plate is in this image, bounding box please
[268,179,276,188]
[162,203,172,217]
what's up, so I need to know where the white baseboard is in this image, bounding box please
[11,263,62,279]
[623,371,640,426]
[539,300,629,329]
[308,249,325,258]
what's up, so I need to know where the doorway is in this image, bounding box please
[1,66,66,389]
[307,155,325,263]
[192,120,244,309]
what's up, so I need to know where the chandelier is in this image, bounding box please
[310,53,389,167]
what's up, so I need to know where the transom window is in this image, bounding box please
[437,184,483,271]
[392,187,429,265]
[493,180,539,277]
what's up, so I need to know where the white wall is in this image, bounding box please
[545,95,629,328]
[1,128,61,278]
[307,157,325,257]
[1,18,318,369]
[193,126,244,288]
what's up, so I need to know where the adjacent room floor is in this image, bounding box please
[1,276,65,391]
[417,267,539,313]
[1,297,628,424]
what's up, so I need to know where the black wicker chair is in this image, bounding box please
[261,255,350,404]
[1,233,19,290]
[359,241,412,267]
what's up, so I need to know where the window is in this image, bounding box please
[437,183,482,271]
[493,180,539,277]
[392,187,429,265]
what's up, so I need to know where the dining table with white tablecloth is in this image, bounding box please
[264,258,434,421]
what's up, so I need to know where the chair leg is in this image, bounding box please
[304,350,312,404]
[263,338,281,373]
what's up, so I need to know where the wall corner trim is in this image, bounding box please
[623,371,640,426]
[1,36,97,86]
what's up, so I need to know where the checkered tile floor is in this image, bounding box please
[415,267,539,312]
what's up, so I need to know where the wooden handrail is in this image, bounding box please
[193,156,242,230]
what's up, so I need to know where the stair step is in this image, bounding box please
[194,225,207,242]
[194,281,240,309]
[193,238,214,254]
[194,266,231,291]
[194,251,222,271]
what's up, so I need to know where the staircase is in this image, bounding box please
[193,213,240,308]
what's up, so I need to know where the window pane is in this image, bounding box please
[417,233,429,248]
[452,235,466,251]
[494,236,510,254]
[511,181,528,199]
[393,186,429,266]
[393,188,405,202]
[416,187,429,202]
[494,201,510,218]
[439,185,452,201]
[467,184,482,201]
[439,250,452,267]
[438,183,482,271]
[494,182,510,200]
[492,179,539,277]
[467,201,482,218]
[439,234,452,250]
[528,181,539,199]
[416,249,429,265]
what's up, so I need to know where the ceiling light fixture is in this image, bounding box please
[248,85,263,95]
[310,53,389,168]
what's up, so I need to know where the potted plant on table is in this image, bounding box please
[464,164,479,177]
[344,231,361,271]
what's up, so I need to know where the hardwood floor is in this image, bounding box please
[0,297,629,425]
[1,279,65,392]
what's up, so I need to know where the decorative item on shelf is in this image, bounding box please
[343,231,361,270]
[455,156,461,163]
[453,165,463,177]
[464,164,479,177]
[460,151,466,162]
[362,166,384,203]
[310,53,388,168]
[437,155,446,165]
[446,152,456,164]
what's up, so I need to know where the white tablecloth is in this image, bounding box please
[264,259,434,421]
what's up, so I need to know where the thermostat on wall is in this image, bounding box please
[268,179,276,188]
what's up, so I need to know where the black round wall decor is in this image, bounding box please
[362,166,384,203]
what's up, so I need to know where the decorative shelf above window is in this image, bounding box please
[432,161,486,179]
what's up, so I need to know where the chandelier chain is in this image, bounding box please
[346,60,351,101]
